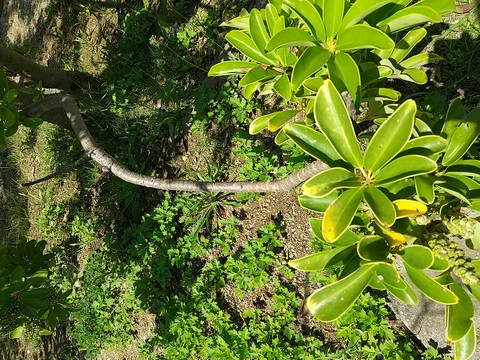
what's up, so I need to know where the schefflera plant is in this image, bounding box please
[208,0,454,135]
[287,80,478,360]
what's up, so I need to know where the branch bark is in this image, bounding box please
[23,95,328,193]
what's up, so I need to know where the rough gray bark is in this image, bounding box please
[24,95,328,193]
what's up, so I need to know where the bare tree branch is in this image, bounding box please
[23,95,329,193]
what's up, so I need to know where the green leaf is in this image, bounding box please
[242,81,261,100]
[314,79,363,167]
[298,193,338,213]
[284,123,346,165]
[0,125,6,147]
[441,98,466,141]
[249,110,299,135]
[446,281,474,342]
[208,61,256,76]
[454,324,476,360]
[249,9,270,52]
[399,135,448,157]
[336,24,395,52]
[22,118,43,128]
[274,128,289,144]
[446,160,480,177]
[284,0,326,41]
[399,245,434,269]
[291,47,330,90]
[323,187,364,243]
[374,155,437,185]
[266,28,318,52]
[414,174,437,204]
[339,0,397,33]
[265,4,280,36]
[414,0,456,16]
[239,66,279,86]
[327,53,361,108]
[10,326,24,339]
[384,278,418,305]
[362,88,399,102]
[393,68,428,84]
[400,53,443,69]
[364,100,416,174]
[302,168,360,198]
[307,264,375,322]
[289,246,355,271]
[361,65,393,87]
[377,6,442,33]
[24,269,49,288]
[357,236,390,262]
[372,263,405,289]
[226,30,276,65]
[442,107,480,166]
[21,288,52,299]
[363,187,396,226]
[311,218,361,247]
[390,27,427,62]
[220,12,249,29]
[322,0,344,38]
[3,89,18,102]
[404,262,458,304]
[273,74,291,100]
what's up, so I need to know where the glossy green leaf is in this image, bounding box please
[249,9,270,52]
[446,281,474,342]
[404,262,458,304]
[249,110,298,134]
[446,160,480,177]
[374,263,405,288]
[266,28,318,52]
[273,74,291,101]
[273,15,286,35]
[399,245,434,269]
[374,155,437,185]
[3,89,18,102]
[323,187,364,242]
[414,174,437,204]
[303,77,325,92]
[314,80,363,167]
[302,168,360,198]
[339,0,396,33]
[274,128,289,144]
[208,61,257,77]
[10,326,24,339]
[357,236,390,262]
[363,187,396,226]
[361,65,393,87]
[307,264,375,322]
[311,218,361,247]
[384,278,418,305]
[437,176,471,204]
[441,98,466,141]
[323,0,344,38]
[239,66,279,86]
[327,53,361,108]
[221,11,249,29]
[242,81,261,100]
[414,0,456,16]
[283,123,344,165]
[390,27,427,62]
[22,118,43,128]
[284,0,326,41]
[399,135,448,157]
[336,24,395,52]
[291,47,330,90]
[298,193,338,213]
[429,256,449,272]
[393,68,428,84]
[362,88,399,101]
[226,30,276,65]
[377,6,441,33]
[365,99,416,173]
[289,246,354,271]
[454,324,476,360]
[265,4,280,36]
[400,53,443,69]
[442,107,480,166]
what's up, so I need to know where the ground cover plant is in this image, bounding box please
[0,0,480,359]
